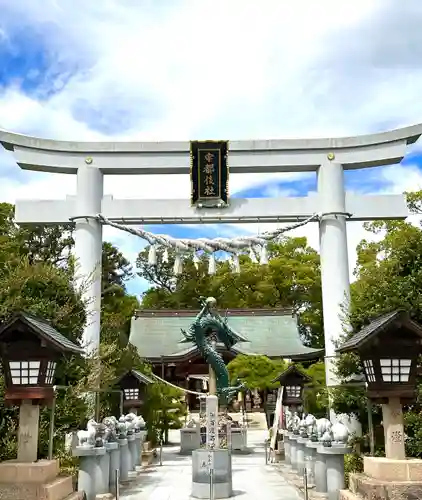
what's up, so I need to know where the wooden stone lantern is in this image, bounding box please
[337,310,422,460]
[0,312,83,463]
[272,364,311,412]
[116,369,153,414]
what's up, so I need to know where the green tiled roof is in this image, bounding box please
[129,309,323,361]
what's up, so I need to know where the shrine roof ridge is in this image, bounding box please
[1,123,421,153]
[133,308,295,318]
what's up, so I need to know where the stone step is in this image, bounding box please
[339,489,361,500]
[42,476,74,500]
[64,492,85,500]
[349,472,422,500]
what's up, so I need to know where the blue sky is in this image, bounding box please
[0,0,422,298]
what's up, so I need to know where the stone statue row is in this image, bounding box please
[77,412,146,448]
[73,413,147,500]
[283,409,351,500]
[285,408,349,446]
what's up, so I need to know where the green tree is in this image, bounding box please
[227,354,286,391]
[101,242,139,345]
[138,237,323,348]
[303,361,328,418]
[0,204,144,462]
[143,380,187,445]
[332,190,422,456]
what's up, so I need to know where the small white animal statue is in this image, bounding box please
[331,421,349,445]
[120,414,136,435]
[299,413,308,437]
[77,419,97,447]
[136,415,146,430]
[305,414,317,437]
[103,416,117,442]
[316,418,332,440]
[285,407,293,430]
[336,413,362,439]
[292,412,301,433]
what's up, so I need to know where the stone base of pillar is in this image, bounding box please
[0,459,81,500]
[191,449,233,499]
[141,441,156,466]
[340,456,422,500]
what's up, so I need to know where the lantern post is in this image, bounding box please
[337,310,422,460]
[0,312,83,500]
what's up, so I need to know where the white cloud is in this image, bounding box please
[0,0,422,294]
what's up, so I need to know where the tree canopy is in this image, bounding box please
[333,191,422,456]
[0,203,143,461]
[138,237,324,348]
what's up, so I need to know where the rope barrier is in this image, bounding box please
[151,373,207,397]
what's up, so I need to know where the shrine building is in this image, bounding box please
[129,308,322,412]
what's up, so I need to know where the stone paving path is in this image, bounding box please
[120,430,300,499]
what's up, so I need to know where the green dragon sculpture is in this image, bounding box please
[180,297,247,405]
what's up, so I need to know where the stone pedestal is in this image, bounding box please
[284,432,291,466]
[127,435,137,471]
[340,456,422,500]
[191,449,233,499]
[318,445,351,500]
[105,442,119,494]
[231,429,247,452]
[289,434,299,473]
[296,437,307,477]
[17,401,40,464]
[133,432,142,467]
[118,438,130,482]
[73,446,109,500]
[181,426,201,454]
[381,397,405,460]
[314,445,328,496]
[0,459,76,500]
[306,441,319,486]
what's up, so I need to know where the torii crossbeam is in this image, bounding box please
[1,124,421,390]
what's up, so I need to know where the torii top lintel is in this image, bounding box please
[0,124,421,175]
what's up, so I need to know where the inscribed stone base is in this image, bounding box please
[0,459,75,500]
[191,449,232,499]
[364,456,422,482]
[348,472,422,500]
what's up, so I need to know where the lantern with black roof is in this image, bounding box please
[336,310,422,404]
[272,364,312,411]
[0,312,84,463]
[116,369,153,412]
[0,312,84,406]
[337,310,422,460]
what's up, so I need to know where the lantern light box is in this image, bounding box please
[0,312,84,406]
[336,309,422,404]
[272,364,312,408]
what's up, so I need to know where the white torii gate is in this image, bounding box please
[1,124,421,389]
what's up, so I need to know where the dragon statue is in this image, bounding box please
[180,297,247,405]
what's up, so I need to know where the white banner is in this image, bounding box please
[270,386,283,450]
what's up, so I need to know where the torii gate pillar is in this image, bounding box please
[73,165,104,354]
[318,160,350,387]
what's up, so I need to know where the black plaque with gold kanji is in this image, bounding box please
[190,140,229,207]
